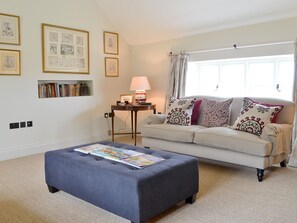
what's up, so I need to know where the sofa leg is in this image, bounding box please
[185,194,196,204]
[280,159,287,167]
[256,169,264,182]
[47,184,59,193]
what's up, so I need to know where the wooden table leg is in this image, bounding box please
[111,110,115,142]
[134,111,137,146]
[131,111,134,139]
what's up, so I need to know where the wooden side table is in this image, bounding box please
[111,104,156,146]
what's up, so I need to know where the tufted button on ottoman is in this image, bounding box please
[45,141,199,223]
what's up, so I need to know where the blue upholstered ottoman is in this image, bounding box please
[45,141,199,223]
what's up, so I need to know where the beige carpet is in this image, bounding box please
[1,146,297,223]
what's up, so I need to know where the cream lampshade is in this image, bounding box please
[129,76,151,104]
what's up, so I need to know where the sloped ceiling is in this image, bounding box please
[96,0,297,46]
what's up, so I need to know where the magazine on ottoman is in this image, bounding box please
[74,144,164,168]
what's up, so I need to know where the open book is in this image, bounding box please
[74,144,112,154]
[74,144,164,168]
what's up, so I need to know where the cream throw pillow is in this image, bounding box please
[165,97,196,126]
[232,97,283,136]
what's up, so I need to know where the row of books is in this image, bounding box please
[38,83,89,98]
[74,144,165,169]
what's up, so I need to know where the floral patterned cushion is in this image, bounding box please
[232,97,283,136]
[199,98,233,127]
[165,97,197,126]
[247,98,284,123]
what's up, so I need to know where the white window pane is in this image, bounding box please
[247,62,275,97]
[277,60,294,100]
[219,64,245,97]
[185,62,198,96]
[198,65,219,96]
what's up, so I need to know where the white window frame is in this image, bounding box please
[186,55,294,100]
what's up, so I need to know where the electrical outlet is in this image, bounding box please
[108,130,111,135]
[9,122,19,129]
[104,113,112,118]
[20,121,26,128]
[27,121,33,127]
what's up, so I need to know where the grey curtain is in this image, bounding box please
[289,39,297,167]
[165,53,189,108]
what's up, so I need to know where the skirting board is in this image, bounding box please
[0,131,110,162]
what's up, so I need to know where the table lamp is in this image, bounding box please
[129,76,151,104]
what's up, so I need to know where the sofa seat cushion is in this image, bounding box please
[140,124,206,143]
[193,127,272,156]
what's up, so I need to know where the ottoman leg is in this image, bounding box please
[47,184,59,193]
[185,194,196,204]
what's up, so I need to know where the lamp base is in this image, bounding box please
[134,90,146,104]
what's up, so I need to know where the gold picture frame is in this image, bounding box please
[0,13,20,45]
[103,31,119,55]
[105,57,119,77]
[120,94,133,104]
[42,23,89,74]
[0,48,21,75]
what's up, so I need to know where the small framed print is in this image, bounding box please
[104,31,118,55]
[120,94,133,104]
[105,57,119,77]
[0,13,20,45]
[0,49,21,75]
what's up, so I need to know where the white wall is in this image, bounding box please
[0,0,132,161]
[130,17,297,113]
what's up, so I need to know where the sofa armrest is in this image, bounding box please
[260,123,293,156]
[142,114,166,125]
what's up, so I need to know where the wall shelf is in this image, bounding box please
[38,80,93,98]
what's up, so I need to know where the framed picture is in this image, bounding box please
[120,94,133,104]
[42,23,89,74]
[0,13,20,45]
[0,49,21,75]
[105,57,119,77]
[103,31,118,55]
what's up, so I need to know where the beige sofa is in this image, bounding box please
[140,96,295,181]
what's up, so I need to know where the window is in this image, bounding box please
[185,55,294,100]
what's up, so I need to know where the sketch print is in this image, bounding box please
[76,46,84,57]
[3,55,16,69]
[60,44,74,55]
[76,36,84,45]
[1,20,15,39]
[49,31,58,42]
[50,43,57,55]
[62,33,73,44]
[0,49,20,75]
[104,32,118,55]
[48,56,58,67]
[59,57,75,68]
[77,58,85,68]
[105,57,118,77]
[0,13,20,45]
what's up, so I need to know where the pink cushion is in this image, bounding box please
[191,100,202,125]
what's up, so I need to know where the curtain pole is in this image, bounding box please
[181,41,294,55]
